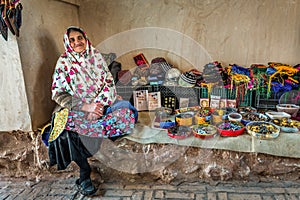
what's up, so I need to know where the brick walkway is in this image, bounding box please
[0,178,299,200]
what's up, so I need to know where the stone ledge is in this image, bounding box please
[0,130,299,184]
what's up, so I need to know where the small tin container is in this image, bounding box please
[175,111,195,126]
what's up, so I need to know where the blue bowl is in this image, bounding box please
[280,126,299,133]
[160,121,176,129]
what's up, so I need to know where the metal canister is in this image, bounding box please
[175,111,195,126]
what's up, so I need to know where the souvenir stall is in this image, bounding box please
[114,54,300,139]
[90,53,300,182]
[1,0,300,184]
[112,53,300,156]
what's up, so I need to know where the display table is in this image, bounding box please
[94,112,300,182]
[123,112,300,159]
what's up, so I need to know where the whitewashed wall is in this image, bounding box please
[0,31,32,131]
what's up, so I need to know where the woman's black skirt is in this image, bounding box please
[48,130,102,170]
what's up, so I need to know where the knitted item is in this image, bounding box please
[203,61,228,86]
[151,57,167,63]
[164,68,181,86]
[190,69,205,86]
[150,57,172,73]
[178,71,197,87]
[160,62,173,73]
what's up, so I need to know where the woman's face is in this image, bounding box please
[68,30,87,53]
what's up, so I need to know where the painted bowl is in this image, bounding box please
[217,121,245,137]
[246,121,280,139]
[191,124,218,140]
[167,125,192,139]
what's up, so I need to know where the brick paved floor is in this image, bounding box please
[0,178,299,200]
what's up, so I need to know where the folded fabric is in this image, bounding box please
[149,63,163,75]
[118,70,132,85]
[148,74,164,81]
[160,62,173,73]
[151,57,173,73]
[230,64,250,76]
[134,65,150,77]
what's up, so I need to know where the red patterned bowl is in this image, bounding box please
[217,121,245,137]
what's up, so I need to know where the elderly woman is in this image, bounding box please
[49,26,136,196]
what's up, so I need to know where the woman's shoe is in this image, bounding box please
[79,178,97,196]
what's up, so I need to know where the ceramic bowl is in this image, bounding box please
[265,111,291,120]
[191,124,218,140]
[241,112,268,125]
[280,126,299,133]
[276,104,299,117]
[167,125,192,139]
[246,121,280,139]
[228,113,242,122]
[217,121,245,137]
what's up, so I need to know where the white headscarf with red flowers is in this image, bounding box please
[51,26,116,106]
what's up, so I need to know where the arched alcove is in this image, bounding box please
[96,27,213,71]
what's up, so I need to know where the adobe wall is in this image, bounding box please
[3,0,300,130]
[16,0,80,130]
[80,0,300,70]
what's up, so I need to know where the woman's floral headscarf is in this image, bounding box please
[51,26,116,106]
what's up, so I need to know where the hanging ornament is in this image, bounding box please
[0,0,22,40]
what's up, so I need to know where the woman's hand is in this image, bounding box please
[87,112,101,121]
[117,95,123,100]
[82,102,105,120]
